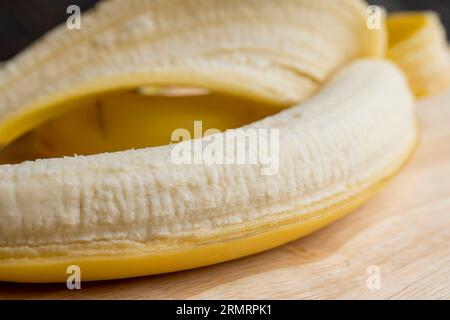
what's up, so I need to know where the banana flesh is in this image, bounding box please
[0,0,447,283]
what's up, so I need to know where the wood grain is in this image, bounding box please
[0,88,449,300]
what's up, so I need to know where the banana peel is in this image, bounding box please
[0,0,447,283]
[387,12,450,97]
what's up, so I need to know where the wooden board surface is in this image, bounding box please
[0,88,449,300]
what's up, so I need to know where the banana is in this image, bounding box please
[0,0,384,147]
[0,59,417,282]
[0,0,446,283]
[387,12,450,97]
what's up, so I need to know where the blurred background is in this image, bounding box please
[0,0,449,61]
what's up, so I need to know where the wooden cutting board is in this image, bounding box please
[0,88,449,300]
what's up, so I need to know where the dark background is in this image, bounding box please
[0,0,449,61]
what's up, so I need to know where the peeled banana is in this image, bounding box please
[0,0,447,283]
